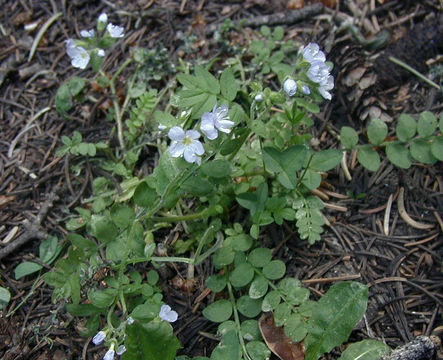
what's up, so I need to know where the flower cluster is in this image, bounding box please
[167,104,234,165]
[65,13,124,69]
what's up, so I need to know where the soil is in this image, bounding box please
[0,1,442,359]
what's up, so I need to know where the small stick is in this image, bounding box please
[341,151,352,181]
[397,188,434,230]
[380,336,439,360]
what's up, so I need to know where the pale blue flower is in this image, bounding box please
[254,94,263,102]
[106,23,124,38]
[103,345,115,360]
[302,43,326,63]
[318,75,334,100]
[126,317,134,325]
[200,104,234,140]
[302,85,311,95]
[116,345,126,355]
[283,78,297,96]
[159,304,178,323]
[168,127,204,165]
[98,13,108,24]
[66,39,90,69]
[80,29,95,38]
[92,330,106,345]
[307,60,330,84]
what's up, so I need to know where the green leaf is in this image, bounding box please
[89,216,118,244]
[88,288,117,308]
[0,286,11,310]
[304,282,369,360]
[210,330,240,360]
[274,302,292,326]
[213,247,235,268]
[386,142,411,169]
[338,339,390,360]
[195,66,220,94]
[367,118,387,145]
[248,248,272,268]
[340,126,359,150]
[249,275,268,299]
[201,160,231,178]
[217,320,237,336]
[246,341,272,360]
[284,313,308,342]
[431,137,443,161]
[39,236,62,264]
[241,319,261,341]
[14,262,43,279]
[230,263,255,288]
[220,68,238,101]
[357,145,380,172]
[131,302,161,322]
[134,181,157,207]
[236,296,262,318]
[206,274,227,293]
[55,83,72,114]
[203,300,233,323]
[301,168,321,191]
[225,234,253,252]
[262,290,281,312]
[66,303,101,316]
[309,149,342,171]
[262,146,307,189]
[410,139,437,164]
[262,260,286,280]
[396,114,416,142]
[278,278,309,305]
[110,204,135,229]
[67,76,86,96]
[417,111,437,137]
[123,321,180,360]
[236,182,268,215]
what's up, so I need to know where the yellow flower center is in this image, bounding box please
[181,136,192,146]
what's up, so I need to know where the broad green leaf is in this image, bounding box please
[237,296,262,318]
[367,118,387,145]
[262,260,286,280]
[304,281,369,360]
[122,321,180,360]
[274,302,292,326]
[147,270,159,285]
[246,341,271,360]
[396,114,416,142]
[236,183,268,215]
[410,139,437,164]
[278,278,309,305]
[262,146,307,189]
[89,216,118,244]
[248,248,272,268]
[14,262,43,279]
[55,84,72,114]
[431,137,443,160]
[300,168,321,191]
[230,263,254,288]
[131,302,161,322]
[309,149,342,171]
[224,234,253,252]
[440,113,443,131]
[241,319,261,341]
[134,181,157,207]
[206,274,227,293]
[203,299,233,323]
[273,26,284,41]
[338,339,390,360]
[88,288,117,308]
[218,320,237,336]
[386,142,412,169]
[417,111,437,137]
[66,303,101,316]
[39,236,62,264]
[68,273,81,304]
[0,286,11,310]
[110,204,135,229]
[249,275,268,299]
[284,313,308,342]
[210,330,240,360]
[195,65,220,94]
[67,76,86,96]
[213,246,235,268]
[262,290,281,312]
[295,98,320,114]
[201,160,231,178]
[357,145,380,172]
[340,126,359,149]
[220,68,238,101]
[182,175,213,196]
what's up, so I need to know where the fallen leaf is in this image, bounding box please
[259,312,305,360]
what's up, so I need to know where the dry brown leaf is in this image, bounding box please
[259,312,305,360]
[287,0,305,9]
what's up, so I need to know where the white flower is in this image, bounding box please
[66,39,90,69]
[98,13,108,24]
[80,29,95,38]
[159,304,178,323]
[318,75,334,100]
[92,330,106,345]
[106,23,124,38]
[97,49,105,57]
[200,104,234,140]
[254,94,263,102]
[283,78,297,97]
[302,43,326,64]
[307,60,330,84]
[116,345,126,355]
[302,85,311,95]
[103,345,115,360]
[168,127,204,165]
[126,317,134,325]
[158,124,167,131]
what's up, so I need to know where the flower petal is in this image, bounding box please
[217,120,234,133]
[186,129,201,140]
[168,126,185,141]
[106,23,124,38]
[169,142,185,157]
[190,140,205,156]
[183,148,197,163]
[203,127,218,140]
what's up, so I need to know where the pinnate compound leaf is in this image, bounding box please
[122,321,180,360]
[357,145,380,172]
[210,330,241,360]
[203,299,233,323]
[259,313,306,360]
[309,149,342,171]
[396,114,416,142]
[340,126,358,149]
[338,339,390,360]
[304,281,369,360]
[386,142,411,169]
[367,118,387,145]
[417,111,437,137]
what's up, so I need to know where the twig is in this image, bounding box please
[380,336,439,360]
[397,187,434,230]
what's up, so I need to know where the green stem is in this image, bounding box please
[389,56,441,90]
[192,225,215,264]
[150,206,221,223]
[296,153,314,189]
[227,280,252,360]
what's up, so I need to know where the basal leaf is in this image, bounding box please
[201,160,231,178]
[410,139,437,164]
[249,275,269,299]
[304,282,369,360]
[338,339,390,360]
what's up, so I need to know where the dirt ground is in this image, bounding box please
[0,0,442,359]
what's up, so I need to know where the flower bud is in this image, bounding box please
[283,79,297,97]
[254,94,263,102]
